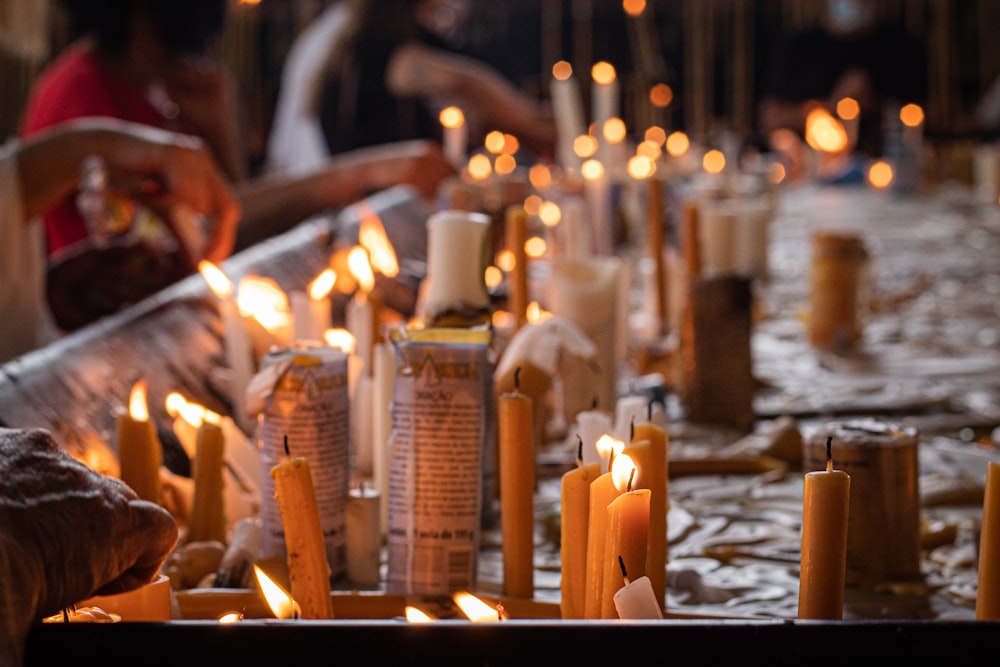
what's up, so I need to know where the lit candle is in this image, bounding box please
[600,458,651,619]
[560,437,601,618]
[346,482,382,589]
[647,174,667,336]
[254,564,299,619]
[550,60,585,173]
[612,555,663,620]
[630,411,669,610]
[583,461,624,618]
[575,405,614,469]
[440,106,467,168]
[199,261,256,435]
[498,367,535,599]
[290,268,336,343]
[505,205,529,333]
[271,436,335,619]
[977,460,1000,620]
[581,158,613,255]
[798,436,851,620]
[116,379,162,505]
[186,420,226,544]
[591,61,619,168]
[346,246,376,374]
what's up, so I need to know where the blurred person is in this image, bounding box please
[757,0,927,160]
[267,0,557,173]
[0,117,239,360]
[21,0,455,330]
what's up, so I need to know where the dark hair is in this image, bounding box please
[59,0,227,55]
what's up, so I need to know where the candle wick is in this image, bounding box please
[647,398,653,421]
[628,466,636,492]
[284,434,290,457]
[496,602,505,621]
[618,554,631,585]
[825,435,833,472]
[590,396,598,410]
[629,416,635,443]
[513,366,521,391]
[576,434,584,468]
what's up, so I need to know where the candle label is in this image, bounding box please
[385,328,493,595]
[258,345,351,580]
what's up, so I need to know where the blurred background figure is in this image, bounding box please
[757,0,927,164]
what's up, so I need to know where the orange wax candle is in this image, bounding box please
[272,439,334,619]
[116,379,162,505]
[798,436,851,620]
[560,437,601,618]
[600,460,651,619]
[505,205,529,333]
[583,469,623,618]
[628,417,669,609]
[647,175,667,335]
[498,368,535,598]
[977,460,1000,620]
[186,421,226,544]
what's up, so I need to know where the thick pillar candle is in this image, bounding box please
[798,437,851,620]
[187,421,227,544]
[583,470,622,618]
[346,483,382,589]
[977,460,1000,619]
[600,478,651,619]
[631,415,669,610]
[498,369,535,598]
[559,439,601,618]
[272,442,335,619]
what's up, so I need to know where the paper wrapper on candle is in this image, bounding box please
[601,488,651,619]
[272,456,335,619]
[116,411,163,505]
[498,387,534,599]
[976,460,1000,620]
[808,230,871,351]
[251,344,350,583]
[546,256,622,422]
[678,275,755,431]
[385,327,493,595]
[186,421,226,544]
[346,486,382,589]
[560,461,601,618]
[803,419,921,587]
[420,210,492,327]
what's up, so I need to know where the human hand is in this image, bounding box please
[0,428,178,662]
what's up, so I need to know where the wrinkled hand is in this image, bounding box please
[0,428,178,665]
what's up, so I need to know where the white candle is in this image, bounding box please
[371,342,395,537]
[290,268,336,343]
[351,373,374,478]
[550,60,585,173]
[613,557,663,619]
[574,408,614,469]
[346,483,382,588]
[582,159,613,256]
[591,61,619,168]
[421,210,492,324]
[440,106,467,169]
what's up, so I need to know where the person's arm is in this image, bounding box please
[234,138,455,250]
[386,43,557,159]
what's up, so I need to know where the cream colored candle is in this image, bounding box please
[116,380,162,505]
[560,440,601,619]
[505,205,529,333]
[346,483,382,589]
[550,61,585,173]
[583,469,623,618]
[612,555,663,620]
[977,460,1000,619]
[600,464,651,619]
[648,175,667,336]
[272,441,335,619]
[186,421,226,544]
[422,209,492,325]
[498,369,535,599]
[798,436,851,620]
[629,418,669,610]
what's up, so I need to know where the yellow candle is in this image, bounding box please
[600,459,651,619]
[272,439,334,619]
[560,437,601,619]
[647,175,667,336]
[116,379,162,505]
[630,416,669,610]
[186,421,227,544]
[498,368,535,599]
[583,469,622,618]
[977,460,1000,620]
[505,205,529,333]
[798,436,851,620]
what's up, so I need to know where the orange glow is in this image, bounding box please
[526,301,551,324]
[236,275,291,331]
[623,0,646,16]
[323,328,356,354]
[501,134,520,155]
[198,260,233,299]
[649,83,673,108]
[611,453,637,492]
[405,606,436,623]
[467,153,492,180]
[596,434,624,464]
[484,265,503,289]
[899,103,924,128]
[603,117,627,144]
[592,61,617,85]
[665,131,690,157]
[128,379,149,421]
[484,130,506,154]
[523,194,542,215]
[636,139,662,160]
[347,246,375,294]
[528,164,552,190]
[805,107,848,153]
[453,591,502,622]
[525,236,547,258]
[627,154,655,180]
[538,201,561,227]
[581,159,605,181]
[439,106,464,129]
[359,212,399,278]
[218,612,242,623]
[307,268,336,301]
[253,565,299,619]
[702,149,726,174]
[836,97,860,121]
[552,60,573,81]
[494,154,517,175]
[573,134,598,158]
[645,126,666,146]
[496,249,515,272]
[867,160,894,189]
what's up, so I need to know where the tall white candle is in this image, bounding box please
[574,408,614,469]
[591,61,619,167]
[582,159,613,256]
[371,342,395,537]
[440,106,467,169]
[550,60,585,173]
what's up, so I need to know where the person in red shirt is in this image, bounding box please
[22,0,454,330]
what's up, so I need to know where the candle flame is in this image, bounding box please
[526,301,551,324]
[439,106,464,129]
[198,260,233,299]
[253,565,299,619]
[552,60,573,81]
[596,434,623,461]
[359,211,399,278]
[612,453,637,492]
[665,131,690,157]
[405,606,436,623]
[218,612,242,623]
[627,154,655,180]
[702,149,727,174]
[538,201,561,227]
[324,328,356,354]
[308,268,336,301]
[453,591,500,622]
[899,103,924,128]
[591,61,617,85]
[581,159,605,181]
[128,379,149,421]
[347,246,375,293]
[867,159,894,189]
[467,153,492,180]
[573,134,598,158]
[805,107,848,153]
[236,276,290,332]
